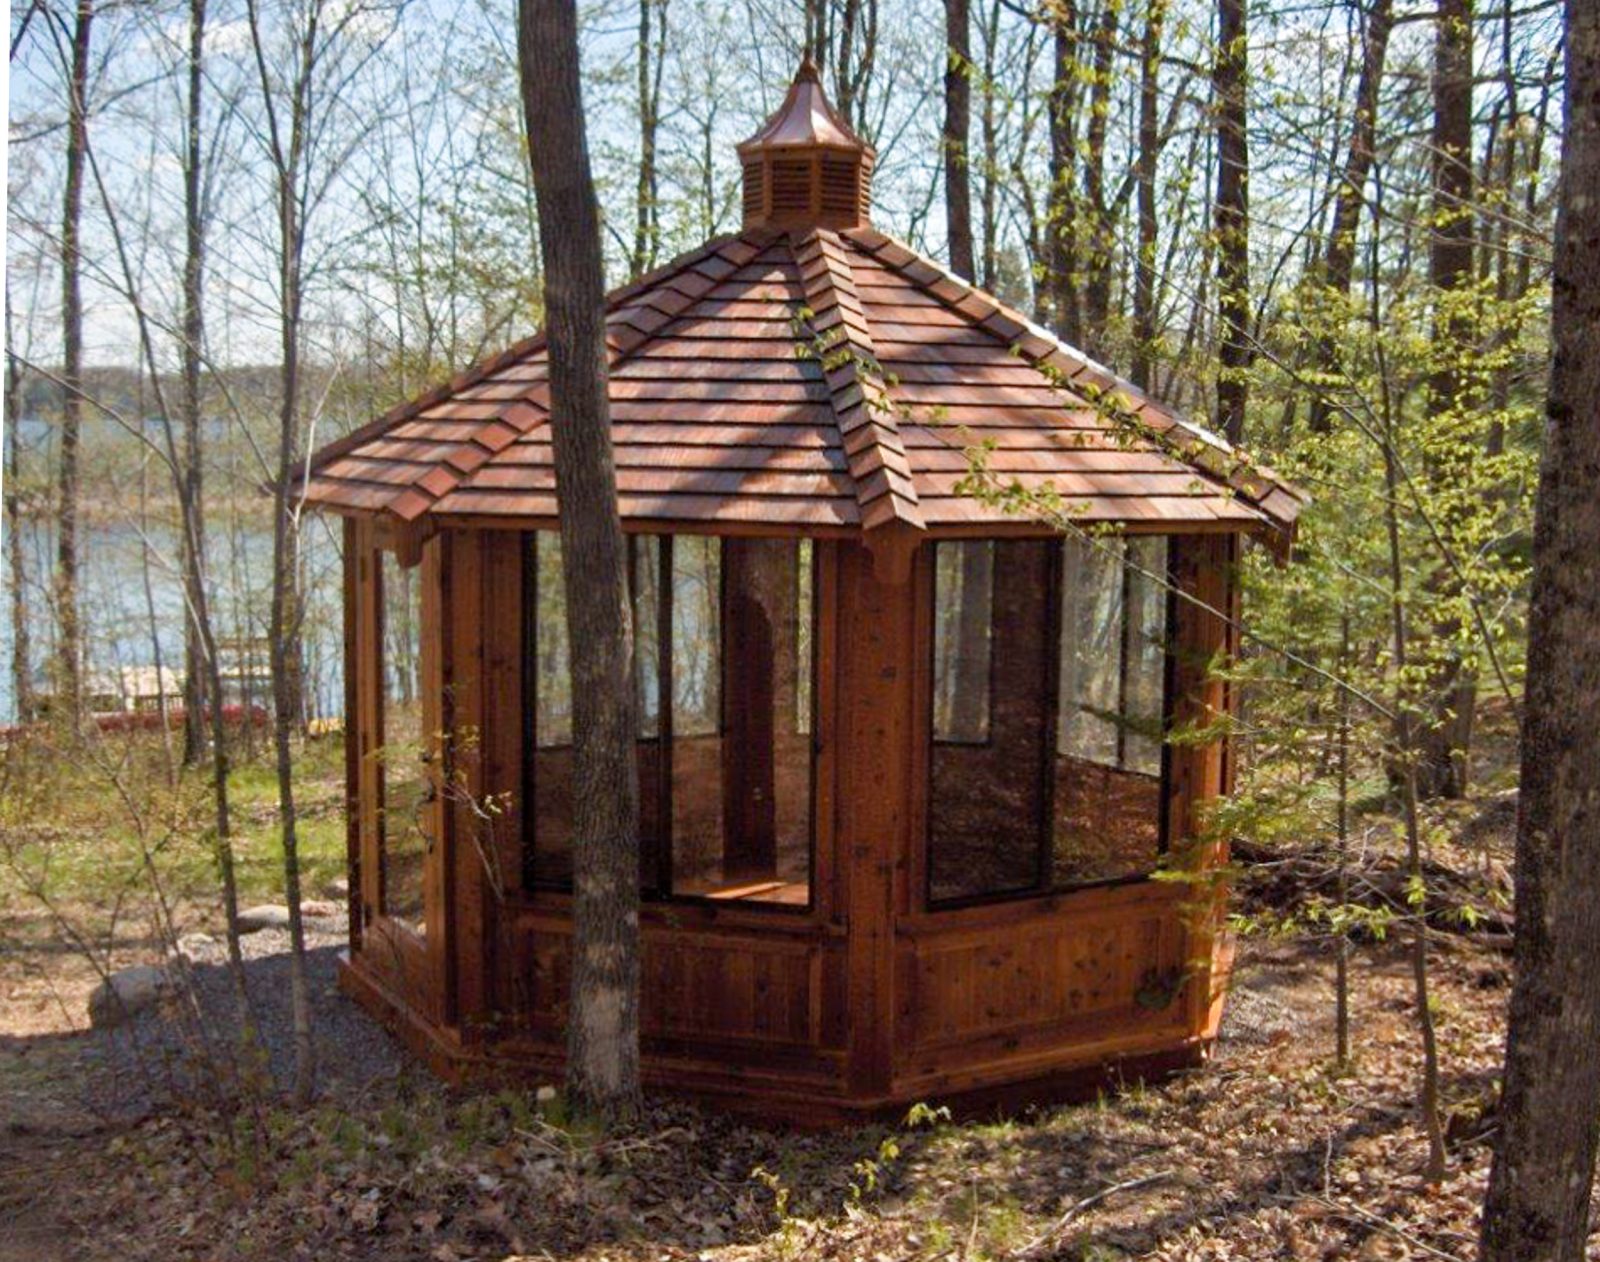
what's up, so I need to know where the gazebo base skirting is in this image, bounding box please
[337,867,1229,1124]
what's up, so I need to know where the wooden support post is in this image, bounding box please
[1164,532,1240,1040]
[439,529,507,1041]
[354,520,383,940]
[419,533,454,1027]
[343,517,363,955]
[838,535,919,1099]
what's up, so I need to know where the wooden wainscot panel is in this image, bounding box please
[359,918,439,1024]
[507,907,848,1056]
[893,883,1193,1080]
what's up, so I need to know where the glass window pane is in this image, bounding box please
[671,537,812,907]
[1051,534,1168,887]
[529,532,573,886]
[1122,536,1169,776]
[928,541,1051,904]
[379,551,426,932]
[931,541,993,743]
[668,535,723,891]
[525,533,815,908]
[1056,535,1123,765]
[632,536,661,739]
[536,533,572,748]
[672,536,720,737]
[632,537,666,889]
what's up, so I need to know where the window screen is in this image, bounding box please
[931,541,994,744]
[379,551,426,933]
[928,536,1172,906]
[928,540,1053,903]
[1051,535,1169,887]
[525,533,815,908]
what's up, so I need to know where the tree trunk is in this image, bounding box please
[518,0,643,1121]
[943,0,975,281]
[181,0,249,1019]
[1046,0,1081,342]
[631,0,664,278]
[1416,0,1476,801]
[1080,0,1119,357]
[1383,418,1449,1186]
[1213,0,1249,445]
[1306,0,1392,435]
[245,0,318,1106]
[55,0,93,733]
[1130,0,1166,393]
[4,291,34,724]
[978,0,1001,291]
[1480,1,1600,1253]
[181,0,210,766]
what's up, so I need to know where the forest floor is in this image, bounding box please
[1,728,1595,1261]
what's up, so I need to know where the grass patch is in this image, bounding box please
[0,724,349,942]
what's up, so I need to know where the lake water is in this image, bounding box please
[0,514,346,725]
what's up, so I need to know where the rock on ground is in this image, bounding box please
[87,964,178,1028]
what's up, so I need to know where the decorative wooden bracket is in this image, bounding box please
[376,513,434,568]
[866,522,921,586]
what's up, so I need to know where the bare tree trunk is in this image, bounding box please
[1046,0,1081,342]
[803,0,819,68]
[1335,614,1351,1068]
[1306,0,1392,435]
[1480,2,1600,1252]
[838,0,877,133]
[1081,0,1119,356]
[245,0,318,1107]
[55,0,93,733]
[179,0,249,1018]
[1416,0,1476,802]
[518,0,642,1122]
[181,0,210,767]
[631,0,666,278]
[978,0,1001,291]
[943,0,975,281]
[1383,430,1449,1186]
[1130,0,1166,392]
[4,291,35,724]
[1213,0,1249,445]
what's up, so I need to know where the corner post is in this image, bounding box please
[838,530,920,1101]
[1165,531,1242,1041]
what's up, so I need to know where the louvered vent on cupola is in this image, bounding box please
[737,58,875,231]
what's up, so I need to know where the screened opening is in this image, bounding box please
[931,541,994,745]
[928,536,1172,906]
[378,551,427,933]
[524,533,816,908]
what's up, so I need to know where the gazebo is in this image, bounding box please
[304,61,1305,1120]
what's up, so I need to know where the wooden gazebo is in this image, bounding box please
[305,61,1305,1120]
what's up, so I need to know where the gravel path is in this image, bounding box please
[17,912,413,1129]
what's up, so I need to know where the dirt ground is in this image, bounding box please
[4,893,1584,1262]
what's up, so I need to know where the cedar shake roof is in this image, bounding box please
[303,68,1305,547]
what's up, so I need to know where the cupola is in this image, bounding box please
[736,57,875,230]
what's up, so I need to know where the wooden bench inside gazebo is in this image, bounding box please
[303,60,1305,1121]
